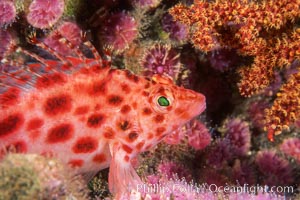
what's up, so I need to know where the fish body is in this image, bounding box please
[0,36,206,197]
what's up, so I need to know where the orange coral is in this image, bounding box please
[264,63,300,139]
[169,0,299,52]
[238,29,300,97]
[169,0,300,137]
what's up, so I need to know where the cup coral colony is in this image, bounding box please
[0,0,299,200]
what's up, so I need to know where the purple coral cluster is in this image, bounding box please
[247,99,269,130]
[44,22,82,56]
[232,159,257,185]
[208,49,240,72]
[163,128,185,145]
[161,13,189,43]
[164,120,211,150]
[141,43,180,78]
[97,12,138,52]
[206,138,232,169]
[255,150,294,187]
[187,120,211,150]
[224,118,251,157]
[157,161,192,181]
[26,0,65,29]
[0,30,15,59]
[0,0,16,27]
[206,118,251,168]
[280,138,300,164]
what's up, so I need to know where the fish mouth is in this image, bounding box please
[194,93,206,115]
[177,95,206,120]
[197,102,206,114]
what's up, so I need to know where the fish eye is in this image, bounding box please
[157,96,170,107]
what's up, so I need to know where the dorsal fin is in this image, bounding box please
[151,74,174,84]
[25,31,110,71]
[0,62,35,89]
[0,30,112,105]
[0,87,22,109]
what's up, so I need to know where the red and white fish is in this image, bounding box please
[0,32,206,198]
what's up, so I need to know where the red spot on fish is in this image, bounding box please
[46,123,74,143]
[125,70,139,83]
[153,114,164,123]
[36,73,66,89]
[136,141,145,151]
[144,82,150,89]
[94,104,101,111]
[87,113,105,128]
[68,159,84,167]
[0,113,24,138]
[132,102,137,109]
[121,105,131,114]
[26,118,44,131]
[157,87,165,93]
[43,94,72,116]
[107,95,123,106]
[142,107,152,115]
[122,144,133,154]
[0,88,20,109]
[156,127,166,136]
[124,155,130,162]
[142,91,149,96]
[88,80,106,96]
[5,141,27,153]
[147,133,154,140]
[74,105,90,115]
[121,83,131,93]
[72,136,98,153]
[127,132,139,142]
[93,153,107,163]
[103,128,115,139]
[118,120,130,131]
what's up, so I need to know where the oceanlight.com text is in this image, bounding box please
[136,182,294,196]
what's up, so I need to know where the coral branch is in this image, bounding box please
[264,63,300,135]
[170,0,300,135]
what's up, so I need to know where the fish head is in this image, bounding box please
[138,74,206,145]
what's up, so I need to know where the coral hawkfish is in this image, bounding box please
[0,33,206,198]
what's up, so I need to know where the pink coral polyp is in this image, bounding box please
[98,12,138,52]
[224,118,251,156]
[141,44,180,78]
[188,120,211,150]
[26,0,65,29]
[255,150,293,186]
[44,22,82,56]
[0,30,14,59]
[0,1,16,27]
[280,138,300,164]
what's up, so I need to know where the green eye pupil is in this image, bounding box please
[158,96,170,106]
